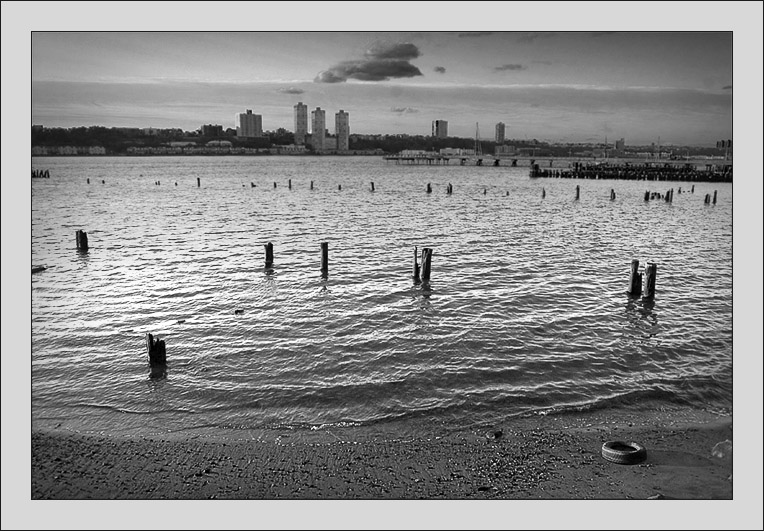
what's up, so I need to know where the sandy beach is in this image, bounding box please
[30,409,734,502]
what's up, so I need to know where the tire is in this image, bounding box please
[601,440,647,465]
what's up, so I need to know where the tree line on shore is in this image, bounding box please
[31,126,726,157]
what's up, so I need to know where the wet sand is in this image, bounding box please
[30,409,734,502]
[10,407,762,528]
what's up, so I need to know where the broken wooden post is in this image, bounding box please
[413,246,421,283]
[76,230,89,251]
[264,242,273,268]
[691,185,695,193]
[310,180,314,190]
[197,177,200,187]
[610,189,616,200]
[484,188,487,195]
[627,259,642,297]
[320,242,328,278]
[644,190,650,201]
[274,182,277,189]
[371,182,375,192]
[87,178,90,184]
[713,190,717,204]
[643,262,657,299]
[426,183,432,194]
[288,179,292,190]
[420,248,433,283]
[146,333,167,366]
[542,188,546,199]
[338,184,342,190]
[101,180,105,184]
[575,185,580,200]
[704,193,711,204]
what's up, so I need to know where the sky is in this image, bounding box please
[21,5,744,146]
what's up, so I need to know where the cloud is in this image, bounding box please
[434,66,446,74]
[495,64,527,72]
[365,42,420,61]
[516,32,557,43]
[278,87,304,94]
[722,85,732,90]
[458,32,494,38]
[391,107,419,114]
[315,43,424,83]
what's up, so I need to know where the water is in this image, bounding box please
[31,156,732,439]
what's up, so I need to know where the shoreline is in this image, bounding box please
[30,408,733,501]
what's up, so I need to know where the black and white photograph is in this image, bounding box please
[2,2,762,530]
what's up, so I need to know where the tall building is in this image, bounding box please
[432,120,448,138]
[335,110,349,151]
[235,110,262,138]
[311,107,326,150]
[294,102,308,145]
[495,122,505,144]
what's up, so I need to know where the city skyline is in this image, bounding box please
[22,6,747,147]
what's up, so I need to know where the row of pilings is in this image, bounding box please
[32,169,50,178]
[530,162,732,183]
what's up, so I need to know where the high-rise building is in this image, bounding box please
[294,102,308,145]
[311,107,326,150]
[432,120,448,138]
[235,110,262,137]
[495,122,505,144]
[335,110,349,151]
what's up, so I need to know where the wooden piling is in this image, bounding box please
[371,182,375,192]
[628,259,642,296]
[338,184,342,190]
[274,182,277,189]
[542,188,546,199]
[643,262,657,299]
[704,193,710,204]
[610,189,616,200]
[426,183,432,194]
[197,177,200,187]
[87,178,90,184]
[146,333,167,366]
[644,190,650,201]
[76,230,89,251]
[484,188,487,195]
[264,242,273,268]
[310,180,314,190]
[288,179,292,190]
[413,246,421,283]
[691,185,695,193]
[102,180,105,184]
[575,185,580,200]
[713,190,717,204]
[320,242,328,277]
[420,248,433,283]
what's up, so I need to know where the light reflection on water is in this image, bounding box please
[32,156,732,438]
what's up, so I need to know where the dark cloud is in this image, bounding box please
[315,56,423,83]
[365,42,420,61]
[434,66,446,74]
[458,32,494,38]
[495,64,527,72]
[391,107,419,114]
[278,87,304,95]
[722,85,732,90]
[516,32,557,43]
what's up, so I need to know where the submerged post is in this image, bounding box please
[87,178,90,184]
[197,177,200,187]
[264,242,274,268]
[420,248,433,283]
[610,189,616,200]
[575,185,580,200]
[643,262,657,299]
[310,180,314,190]
[644,190,650,201]
[426,183,432,194]
[542,187,546,199]
[76,230,89,251]
[628,259,642,297]
[413,246,421,283]
[320,242,328,278]
[288,179,292,190]
[713,190,717,205]
[371,182,375,192]
[691,185,695,193]
[146,333,167,366]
